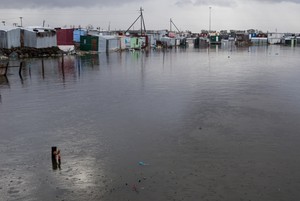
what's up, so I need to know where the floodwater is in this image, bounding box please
[1,45,300,201]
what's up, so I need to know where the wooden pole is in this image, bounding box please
[61,54,65,79]
[41,59,45,79]
[18,61,23,77]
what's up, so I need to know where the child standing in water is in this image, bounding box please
[56,149,61,169]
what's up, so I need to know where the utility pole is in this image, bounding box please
[125,7,146,35]
[209,7,212,32]
[20,17,23,27]
[140,7,145,35]
[170,18,180,33]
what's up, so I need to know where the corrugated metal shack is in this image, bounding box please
[160,36,176,48]
[297,36,300,45]
[23,27,57,48]
[80,35,98,51]
[251,37,268,45]
[267,33,284,45]
[0,26,21,48]
[209,33,221,45]
[119,36,131,50]
[56,28,74,45]
[130,37,142,49]
[235,31,251,46]
[250,33,268,45]
[283,36,297,46]
[98,35,119,53]
[129,36,147,50]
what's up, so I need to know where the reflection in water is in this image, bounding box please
[0,76,9,87]
[0,55,103,86]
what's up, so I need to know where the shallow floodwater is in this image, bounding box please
[1,45,300,201]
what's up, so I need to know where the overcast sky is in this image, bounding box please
[0,0,299,32]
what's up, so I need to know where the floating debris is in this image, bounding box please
[138,161,149,166]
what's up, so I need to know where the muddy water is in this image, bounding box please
[1,45,300,201]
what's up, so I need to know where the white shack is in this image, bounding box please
[0,26,21,48]
[267,33,284,45]
[23,26,57,48]
[250,37,268,45]
[161,36,176,47]
[98,35,119,53]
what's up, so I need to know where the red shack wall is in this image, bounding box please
[57,29,74,45]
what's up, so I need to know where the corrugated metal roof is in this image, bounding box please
[25,26,56,33]
[99,35,118,40]
[0,26,20,32]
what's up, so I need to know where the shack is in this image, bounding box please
[130,36,148,50]
[267,33,284,45]
[209,33,221,45]
[98,35,119,53]
[235,31,251,46]
[130,37,142,49]
[118,36,131,50]
[283,36,297,46]
[0,26,21,49]
[160,36,176,48]
[251,37,268,45]
[56,28,74,45]
[296,36,300,45]
[23,26,57,48]
[74,29,87,43]
[80,35,98,51]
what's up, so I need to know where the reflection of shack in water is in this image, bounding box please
[0,75,9,87]
[0,61,9,76]
[1,55,103,84]
[78,54,99,68]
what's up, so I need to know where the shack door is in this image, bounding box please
[91,38,97,51]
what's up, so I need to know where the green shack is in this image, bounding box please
[130,37,142,49]
[80,35,99,51]
[209,35,221,45]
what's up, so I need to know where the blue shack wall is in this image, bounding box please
[74,29,87,43]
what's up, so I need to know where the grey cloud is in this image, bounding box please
[175,0,237,7]
[258,0,300,3]
[194,0,236,6]
[1,0,144,9]
[175,0,300,7]
[175,0,194,7]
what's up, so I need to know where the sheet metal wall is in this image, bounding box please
[80,35,98,51]
[74,29,87,43]
[23,30,36,48]
[0,28,21,48]
[57,29,74,45]
[98,36,120,53]
[23,30,57,48]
